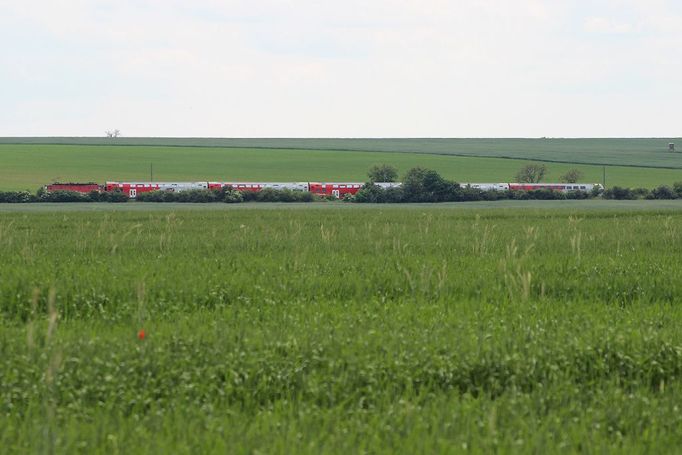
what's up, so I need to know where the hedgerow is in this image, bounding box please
[0,176,679,203]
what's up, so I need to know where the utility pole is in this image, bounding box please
[602,166,606,188]
[150,163,154,182]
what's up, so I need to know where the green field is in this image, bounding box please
[2,144,682,191]
[2,137,682,168]
[2,205,682,452]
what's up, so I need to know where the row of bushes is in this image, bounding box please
[352,184,593,203]
[603,184,682,200]
[0,189,128,203]
[0,187,322,204]
[1,178,681,204]
[136,187,320,203]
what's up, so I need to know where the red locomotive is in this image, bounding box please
[46,183,101,193]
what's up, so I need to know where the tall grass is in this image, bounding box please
[1,207,682,452]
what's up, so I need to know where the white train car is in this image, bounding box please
[105,182,208,198]
[461,183,510,191]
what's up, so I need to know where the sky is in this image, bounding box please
[1,0,681,137]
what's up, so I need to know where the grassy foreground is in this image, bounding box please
[2,144,682,191]
[2,206,682,453]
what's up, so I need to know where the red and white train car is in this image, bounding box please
[461,183,602,193]
[508,183,602,192]
[308,182,365,198]
[209,182,309,192]
[105,182,208,198]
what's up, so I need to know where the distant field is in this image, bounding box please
[1,137,681,168]
[1,144,681,191]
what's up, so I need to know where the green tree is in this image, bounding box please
[368,164,398,182]
[402,167,453,202]
[560,169,583,183]
[515,163,547,183]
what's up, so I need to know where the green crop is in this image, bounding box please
[2,137,682,168]
[2,143,682,191]
[1,205,682,453]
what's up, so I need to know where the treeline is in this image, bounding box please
[136,187,320,203]
[1,169,681,203]
[0,189,129,203]
[353,167,682,203]
[602,183,682,200]
[0,187,323,204]
[353,167,595,203]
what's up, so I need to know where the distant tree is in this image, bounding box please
[515,163,547,183]
[105,129,121,138]
[368,164,398,182]
[651,185,677,200]
[401,167,454,202]
[673,182,682,198]
[560,169,583,183]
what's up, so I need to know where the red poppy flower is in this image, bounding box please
[138,329,146,340]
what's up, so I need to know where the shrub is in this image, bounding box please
[402,168,456,202]
[354,183,389,203]
[136,191,167,202]
[455,187,490,202]
[39,190,90,202]
[223,189,244,204]
[565,190,590,200]
[631,188,651,199]
[255,188,283,202]
[525,189,566,200]
[650,185,677,200]
[176,190,219,203]
[254,188,317,203]
[603,187,636,200]
[0,191,35,203]
[353,183,405,203]
[674,182,682,198]
[104,190,129,203]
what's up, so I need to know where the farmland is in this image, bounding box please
[2,205,682,452]
[2,137,682,168]
[2,143,682,191]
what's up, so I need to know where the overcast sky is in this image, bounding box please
[1,0,681,137]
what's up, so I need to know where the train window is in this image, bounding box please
[580,186,586,190]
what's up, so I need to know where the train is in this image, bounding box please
[45,181,603,199]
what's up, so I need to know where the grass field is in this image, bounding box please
[2,144,682,191]
[2,200,682,213]
[2,137,682,168]
[2,205,682,452]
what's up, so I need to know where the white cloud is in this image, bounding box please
[584,16,636,34]
[0,0,681,136]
